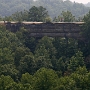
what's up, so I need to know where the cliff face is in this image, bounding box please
[5,22,83,39]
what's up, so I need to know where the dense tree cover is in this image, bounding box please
[0,26,90,89]
[1,67,90,90]
[1,10,90,89]
[53,11,75,22]
[28,6,49,22]
[3,6,83,22]
[80,11,90,58]
[4,6,50,22]
[0,0,90,18]
[35,0,90,18]
[83,11,90,39]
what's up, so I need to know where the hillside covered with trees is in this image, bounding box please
[0,0,90,18]
[3,6,88,22]
[0,5,90,89]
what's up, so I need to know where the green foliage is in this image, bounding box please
[57,76,76,90]
[61,11,75,22]
[34,0,89,18]
[45,17,52,23]
[19,54,36,74]
[12,10,28,21]
[21,73,33,84]
[70,67,90,90]
[16,28,37,52]
[83,11,90,39]
[35,44,52,69]
[35,36,57,69]
[53,38,78,58]
[0,26,22,79]
[56,56,68,73]
[0,64,19,80]
[21,73,34,90]
[33,68,58,90]
[75,66,88,75]
[36,36,56,58]
[0,0,34,17]
[24,37,37,53]
[68,51,85,72]
[0,75,15,90]
[81,11,90,57]
[4,10,28,22]
[0,48,14,65]
[1,0,89,20]
[14,47,30,67]
[28,6,49,22]
[1,13,90,89]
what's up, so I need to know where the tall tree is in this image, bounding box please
[68,51,85,72]
[11,10,28,21]
[61,11,75,22]
[33,68,58,90]
[28,6,49,22]
[19,54,36,74]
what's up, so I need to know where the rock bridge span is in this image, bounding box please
[1,21,84,39]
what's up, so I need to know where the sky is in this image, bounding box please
[70,0,89,4]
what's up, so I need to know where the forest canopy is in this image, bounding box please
[0,0,90,89]
[0,0,90,18]
[0,10,90,89]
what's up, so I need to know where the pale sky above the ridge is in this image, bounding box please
[34,0,89,4]
[69,0,89,4]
